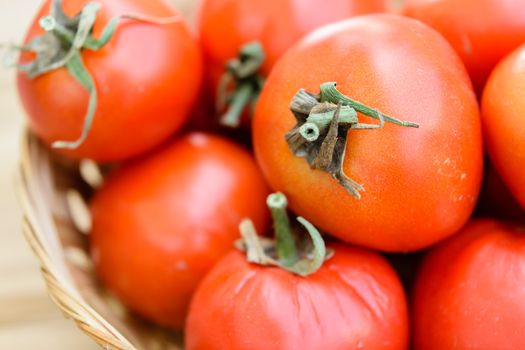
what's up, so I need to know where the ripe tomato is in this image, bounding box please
[90,133,270,329]
[412,219,525,349]
[403,0,525,93]
[185,244,408,350]
[198,0,388,124]
[18,0,202,162]
[253,14,483,252]
[199,0,387,77]
[482,43,525,211]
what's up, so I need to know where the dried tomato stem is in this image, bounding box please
[286,82,419,198]
[220,82,255,128]
[238,219,277,265]
[292,217,326,276]
[217,41,265,127]
[236,193,330,277]
[299,122,320,141]
[7,0,180,149]
[319,82,419,128]
[267,193,298,266]
[298,105,358,142]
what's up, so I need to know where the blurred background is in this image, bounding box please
[0,0,95,348]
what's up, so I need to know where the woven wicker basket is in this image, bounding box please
[18,131,183,350]
[15,1,199,348]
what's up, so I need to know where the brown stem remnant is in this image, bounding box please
[286,82,419,199]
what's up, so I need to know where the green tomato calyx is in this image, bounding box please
[236,192,331,277]
[286,82,419,199]
[5,0,180,149]
[217,41,266,128]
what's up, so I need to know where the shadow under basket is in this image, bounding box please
[18,131,183,350]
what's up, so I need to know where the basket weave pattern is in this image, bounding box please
[18,132,182,350]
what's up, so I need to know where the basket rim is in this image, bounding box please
[17,130,137,350]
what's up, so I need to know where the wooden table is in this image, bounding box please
[0,1,95,348]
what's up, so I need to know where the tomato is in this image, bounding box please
[481,43,525,211]
[199,0,387,78]
[403,0,525,94]
[412,219,525,349]
[18,0,202,162]
[197,0,388,125]
[253,14,483,252]
[185,244,408,350]
[90,133,270,329]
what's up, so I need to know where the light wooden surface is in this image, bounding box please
[0,0,97,349]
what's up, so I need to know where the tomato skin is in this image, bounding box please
[481,44,525,211]
[18,0,202,162]
[198,0,388,102]
[412,219,525,349]
[90,133,270,329]
[253,14,483,252]
[185,244,408,350]
[403,0,525,93]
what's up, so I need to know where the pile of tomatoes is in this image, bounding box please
[15,0,525,348]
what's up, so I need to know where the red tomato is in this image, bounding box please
[198,0,388,103]
[482,43,525,210]
[90,133,270,329]
[253,14,483,252]
[185,244,408,350]
[403,0,525,93]
[18,0,202,162]
[412,219,525,349]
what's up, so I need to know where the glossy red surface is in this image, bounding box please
[403,0,525,93]
[186,244,408,350]
[482,44,525,210]
[18,0,202,161]
[90,133,270,328]
[198,0,388,103]
[253,14,483,252]
[413,219,525,349]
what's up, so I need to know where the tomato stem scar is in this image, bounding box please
[286,82,419,198]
